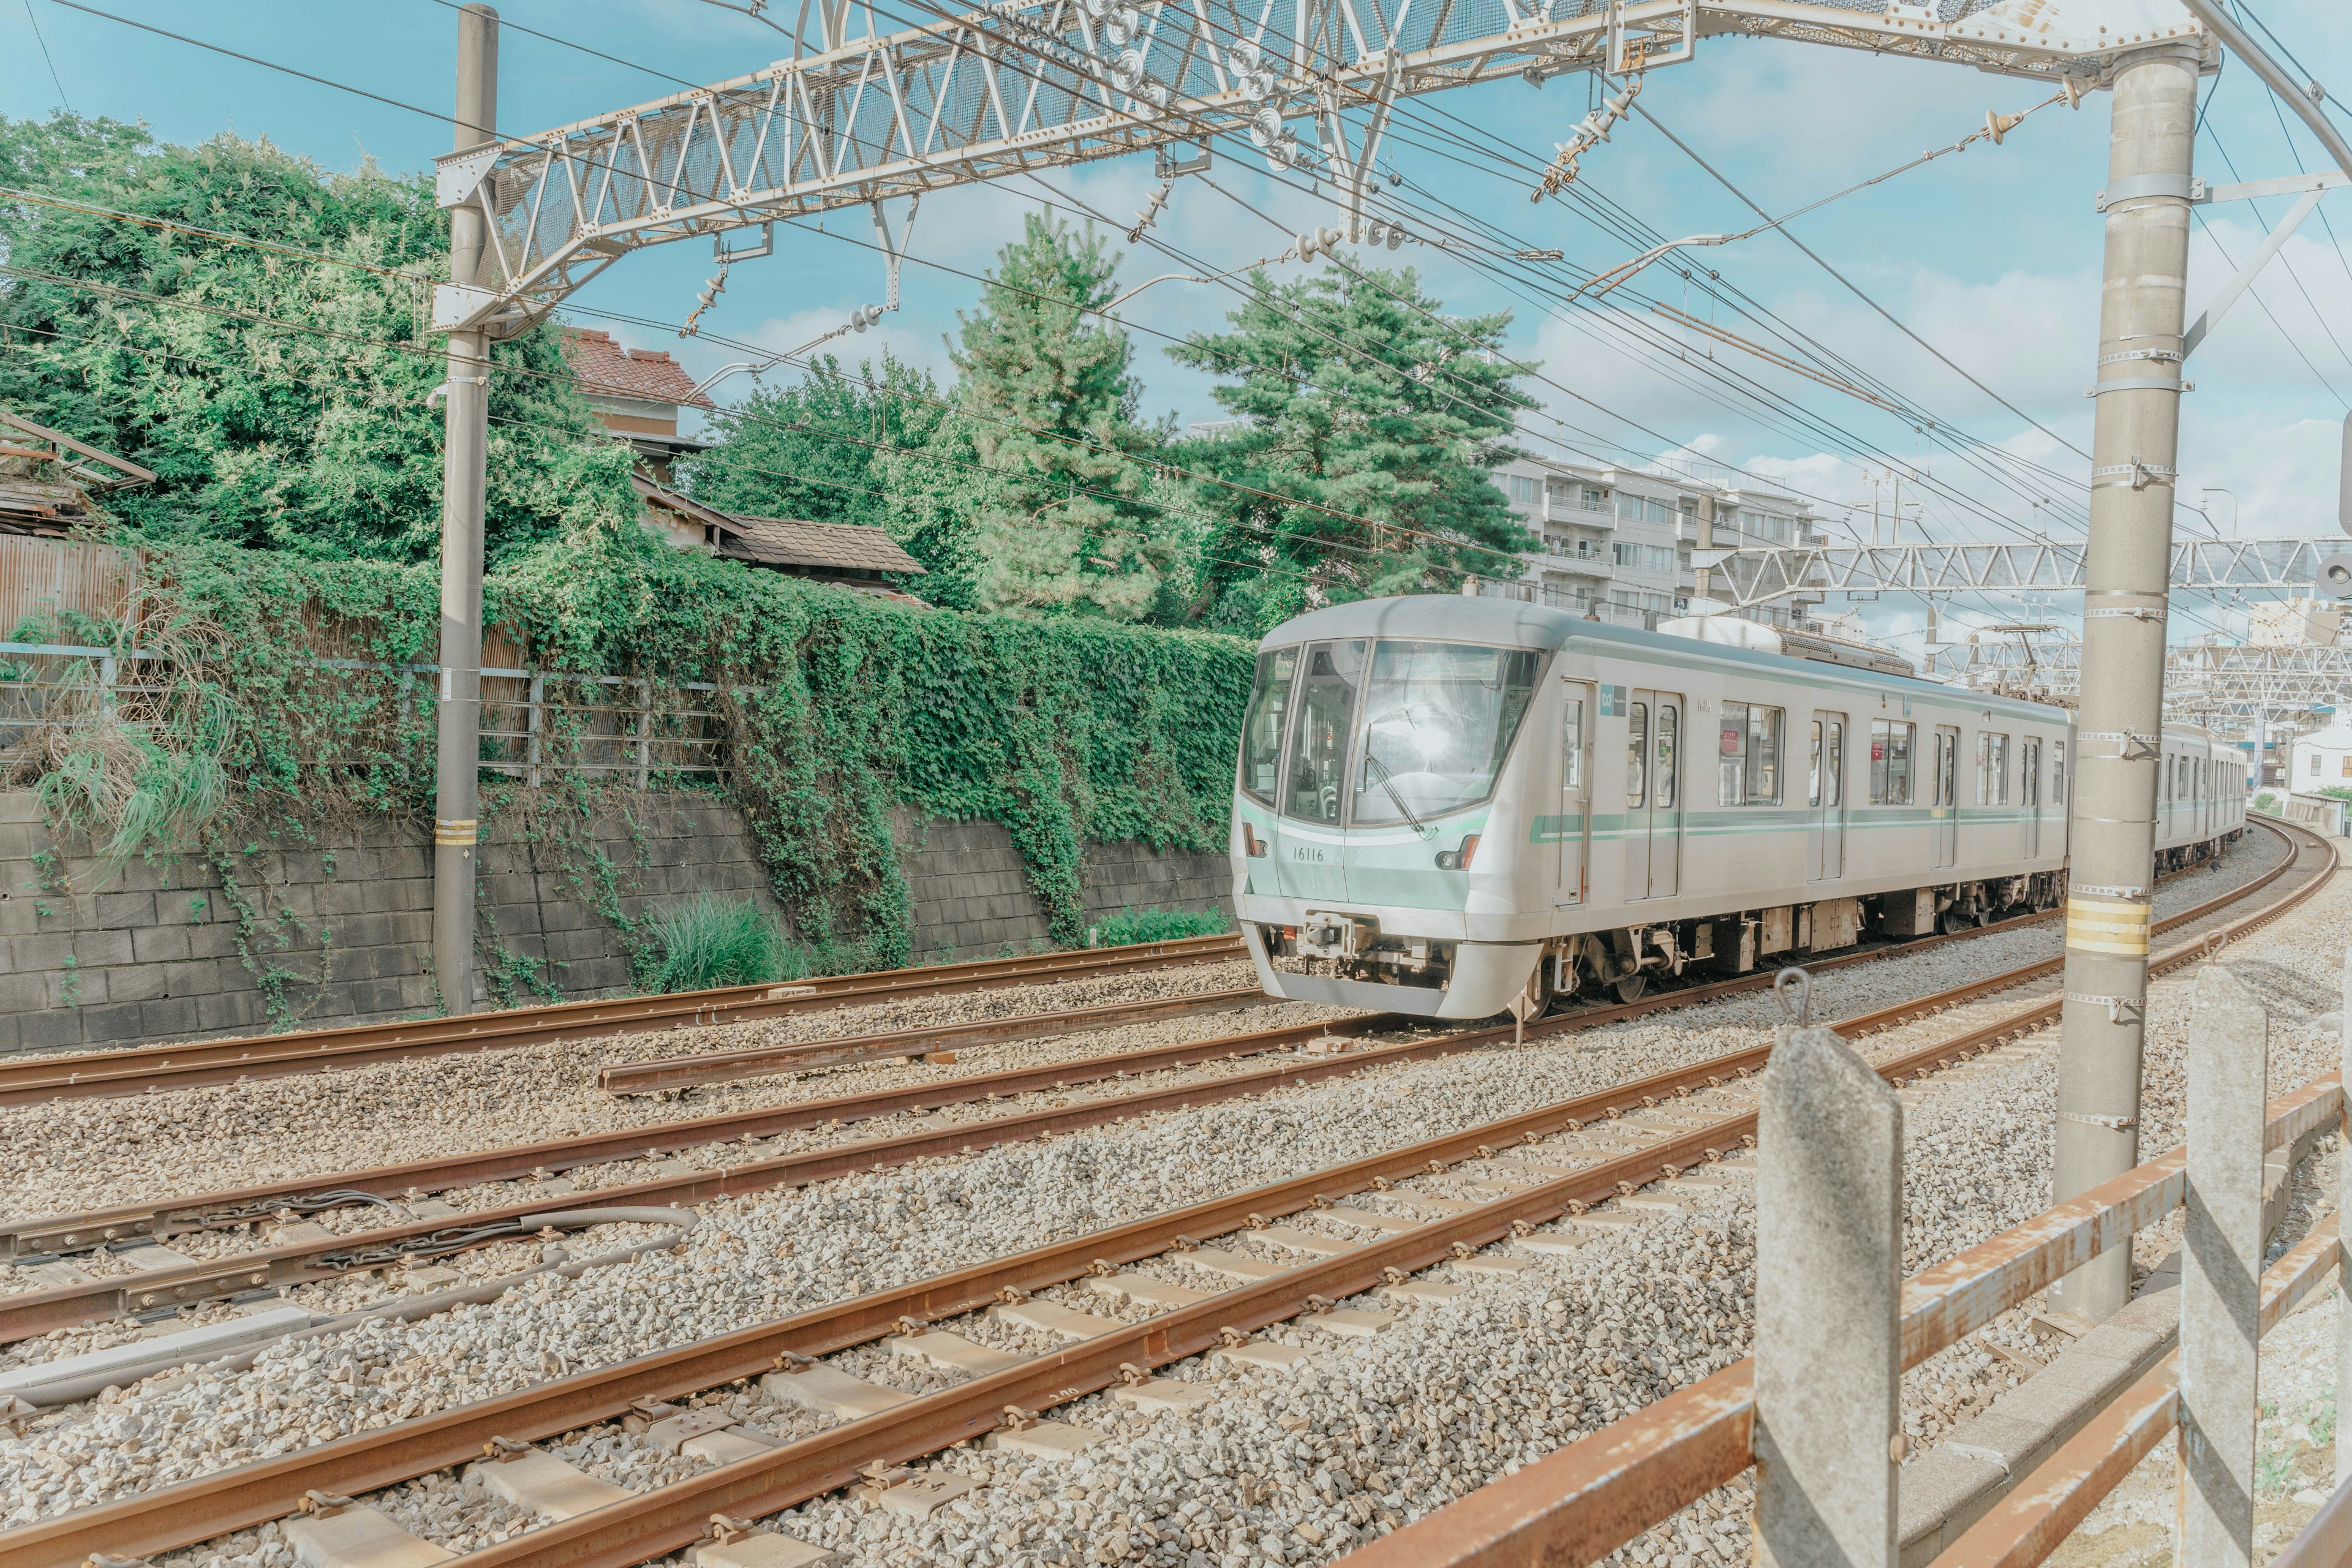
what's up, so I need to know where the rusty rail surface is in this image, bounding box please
[1926,1217,2342,1568]
[594,986,1274,1094]
[0,822,2308,1336]
[1,822,2323,1568]
[0,933,1248,1106]
[0,878,2157,1320]
[1332,816,2337,1568]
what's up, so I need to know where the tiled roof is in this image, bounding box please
[559,328,715,410]
[627,469,924,578]
[721,515,927,576]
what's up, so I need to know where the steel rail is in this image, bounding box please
[3,821,2324,1568]
[1925,1216,2343,1568]
[0,933,1247,1106]
[593,987,1273,1094]
[1,824,2300,1333]
[0,895,2051,1265]
[0,879,2121,1264]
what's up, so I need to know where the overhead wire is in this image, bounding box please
[45,0,2193,630]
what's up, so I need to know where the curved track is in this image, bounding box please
[0,818,2326,1568]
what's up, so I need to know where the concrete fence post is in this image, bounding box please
[1755,1022,1904,1568]
[2178,963,2269,1567]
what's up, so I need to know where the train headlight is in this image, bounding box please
[1434,833,1481,871]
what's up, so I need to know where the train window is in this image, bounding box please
[1656,704,1679,809]
[1238,648,1298,805]
[2175,755,2188,799]
[1562,696,1585,790]
[1717,702,1782,805]
[1627,702,1649,807]
[2052,742,2065,804]
[1282,641,1363,824]
[1869,721,1914,805]
[1975,733,2010,805]
[1351,641,1540,824]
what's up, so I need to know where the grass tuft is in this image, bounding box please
[644,892,800,993]
[1087,903,1229,947]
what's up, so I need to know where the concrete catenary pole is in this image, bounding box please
[2048,42,2199,1323]
[432,3,498,1015]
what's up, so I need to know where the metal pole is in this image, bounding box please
[432,2,497,1015]
[2049,42,2200,1324]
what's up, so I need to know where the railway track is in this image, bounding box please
[0,818,2328,1568]
[0,827,2293,1338]
[0,932,1248,1107]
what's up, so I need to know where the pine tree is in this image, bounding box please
[1166,263,1534,633]
[951,214,1174,620]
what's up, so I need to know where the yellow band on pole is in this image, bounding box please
[433,818,479,846]
[2065,895,2149,954]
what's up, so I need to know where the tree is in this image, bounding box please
[680,352,976,601]
[680,352,945,533]
[950,214,1177,620]
[0,113,635,563]
[1165,263,1535,634]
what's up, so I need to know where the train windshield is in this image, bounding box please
[1238,647,1298,804]
[1351,641,1541,825]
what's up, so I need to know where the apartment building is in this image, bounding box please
[1480,454,1828,631]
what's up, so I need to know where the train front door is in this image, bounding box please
[2021,737,2042,858]
[1809,711,1846,880]
[1555,682,1591,906]
[1932,725,1961,869]
[1624,689,1683,900]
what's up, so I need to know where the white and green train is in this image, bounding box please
[1229,595,2247,1019]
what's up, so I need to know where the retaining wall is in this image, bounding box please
[0,791,1234,1054]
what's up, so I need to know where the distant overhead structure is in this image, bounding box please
[1693,537,2336,608]
[1928,637,2352,727]
[430,0,2228,337]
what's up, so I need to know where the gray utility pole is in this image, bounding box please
[432,2,498,1015]
[2049,41,2199,1325]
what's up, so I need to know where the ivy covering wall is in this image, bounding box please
[77,538,1254,976]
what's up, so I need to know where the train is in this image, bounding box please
[1227,595,2247,1019]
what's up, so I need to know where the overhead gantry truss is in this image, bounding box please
[1698,537,2331,607]
[1925,639,2352,724]
[432,0,2219,334]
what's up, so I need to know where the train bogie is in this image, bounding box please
[1231,597,2247,1020]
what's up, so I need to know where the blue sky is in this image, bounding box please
[6,0,2350,653]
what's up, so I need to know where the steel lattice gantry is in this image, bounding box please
[431,0,2221,334]
[1697,536,2332,608]
[1926,639,2352,719]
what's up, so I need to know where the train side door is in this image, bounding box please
[1809,710,1846,880]
[1625,689,1683,900]
[1932,725,1961,869]
[1555,682,1592,906]
[2020,737,2042,858]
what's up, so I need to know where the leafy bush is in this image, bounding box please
[643,893,797,993]
[1087,903,1230,946]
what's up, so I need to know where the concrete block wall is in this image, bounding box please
[893,810,1233,963]
[0,790,1234,1054]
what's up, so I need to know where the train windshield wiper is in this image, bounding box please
[1362,750,1433,837]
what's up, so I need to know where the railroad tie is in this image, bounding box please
[282,1494,453,1568]
[463,1441,629,1522]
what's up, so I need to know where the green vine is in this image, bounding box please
[29,535,1253,1007]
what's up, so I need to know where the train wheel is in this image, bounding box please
[1937,908,1975,935]
[1612,973,1648,1004]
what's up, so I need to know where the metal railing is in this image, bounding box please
[1337,962,2346,1568]
[0,642,725,785]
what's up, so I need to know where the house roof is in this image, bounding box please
[0,409,152,537]
[628,469,925,579]
[720,514,927,576]
[560,328,715,410]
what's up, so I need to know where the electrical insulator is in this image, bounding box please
[1983,108,2027,144]
[1296,224,1344,260]
[1104,4,1142,44]
[1249,106,1284,148]
[850,304,885,331]
[1112,48,1148,92]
